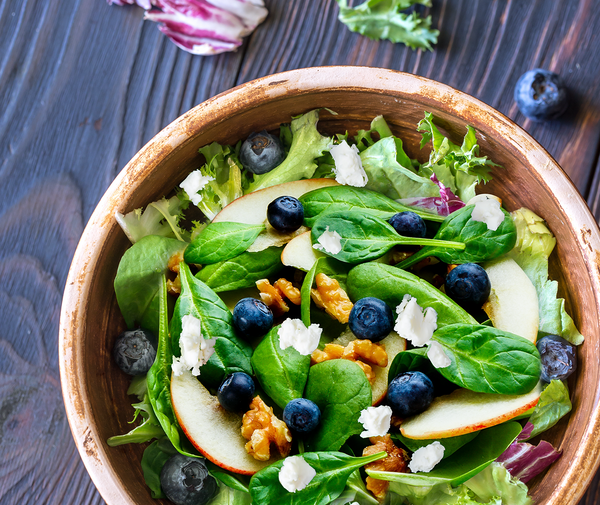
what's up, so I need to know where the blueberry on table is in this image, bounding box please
[445,263,491,311]
[536,335,577,382]
[349,297,394,342]
[388,211,427,238]
[217,372,256,412]
[514,69,568,121]
[239,130,285,174]
[267,196,304,232]
[387,371,434,418]
[283,398,321,434]
[112,329,156,375]
[233,298,273,339]
[160,454,217,505]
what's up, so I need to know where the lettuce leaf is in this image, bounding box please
[337,0,439,51]
[509,208,584,345]
[388,481,492,505]
[107,392,165,446]
[464,462,532,504]
[527,379,572,439]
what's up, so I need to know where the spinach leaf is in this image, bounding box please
[171,263,252,389]
[210,485,252,505]
[368,422,522,487]
[301,260,319,327]
[345,470,379,505]
[299,186,444,227]
[392,431,479,459]
[249,450,386,505]
[205,461,250,493]
[432,324,541,395]
[312,210,465,264]
[347,263,477,327]
[397,204,517,269]
[251,325,311,409]
[527,379,572,439]
[184,222,265,265]
[304,360,372,452]
[195,246,283,292]
[140,438,177,498]
[106,392,165,446]
[114,235,186,330]
[146,276,197,457]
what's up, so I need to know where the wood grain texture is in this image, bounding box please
[1,0,600,504]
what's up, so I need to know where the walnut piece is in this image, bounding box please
[363,435,410,502]
[256,278,301,317]
[166,251,184,294]
[310,273,354,323]
[241,397,292,461]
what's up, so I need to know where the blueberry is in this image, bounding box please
[283,398,321,434]
[217,372,256,412]
[267,196,304,233]
[348,297,394,342]
[536,335,577,382]
[514,69,568,121]
[160,454,217,505]
[239,130,285,174]
[388,211,427,238]
[445,263,491,311]
[233,298,273,339]
[112,329,156,375]
[387,371,434,418]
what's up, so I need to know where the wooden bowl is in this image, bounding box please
[59,67,600,504]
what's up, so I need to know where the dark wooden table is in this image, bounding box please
[2,0,600,503]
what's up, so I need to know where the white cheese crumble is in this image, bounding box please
[278,455,316,492]
[466,193,502,207]
[329,140,368,187]
[278,319,322,355]
[394,295,438,347]
[358,405,393,438]
[408,441,445,473]
[179,170,214,206]
[471,197,504,231]
[427,341,451,368]
[171,314,215,376]
[313,226,342,255]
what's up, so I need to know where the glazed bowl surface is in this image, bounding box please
[59,66,600,505]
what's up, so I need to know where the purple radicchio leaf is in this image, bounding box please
[397,174,466,217]
[496,423,562,483]
[107,0,157,9]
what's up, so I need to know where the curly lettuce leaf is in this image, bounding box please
[337,0,438,51]
[509,208,584,345]
[107,392,165,446]
[527,380,572,439]
[464,462,532,505]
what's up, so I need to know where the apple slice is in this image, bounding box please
[171,370,278,475]
[482,257,539,343]
[213,179,338,252]
[281,230,324,271]
[400,382,543,440]
[332,329,407,405]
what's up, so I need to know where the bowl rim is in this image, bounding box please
[59,66,600,505]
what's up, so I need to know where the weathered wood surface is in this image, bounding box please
[1,0,600,503]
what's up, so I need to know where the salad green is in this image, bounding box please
[109,109,582,505]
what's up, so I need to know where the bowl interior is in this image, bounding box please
[60,68,600,505]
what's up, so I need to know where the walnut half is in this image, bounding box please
[241,397,292,461]
[310,273,353,323]
[363,435,410,502]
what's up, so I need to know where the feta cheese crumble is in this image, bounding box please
[358,405,393,438]
[329,140,368,187]
[171,314,215,376]
[313,226,342,255]
[408,441,445,473]
[278,455,316,492]
[427,341,451,368]
[278,319,322,355]
[471,197,504,231]
[179,170,214,206]
[394,295,438,347]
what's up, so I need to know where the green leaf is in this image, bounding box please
[106,392,165,446]
[369,422,522,487]
[184,222,265,265]
[304,360,372,452]
[527,379,572,439]
[464,462,532,505]
[171,263,252,389]
[432,324,541,395]
[251,325,311,410]
[301,260,319,327]
[195,246,283,292]
[311,210,465,264]
[114,235,186,330]
[140,438,178,498]
[205,461,251,494]
[337,0,438,51]
[209,485,253,505]
[392,431,479,459]
[249,450,386,505]
[300,185,444,227]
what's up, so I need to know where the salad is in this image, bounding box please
[107,109,582,505]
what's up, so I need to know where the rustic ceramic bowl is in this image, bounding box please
[59,67,600,505]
